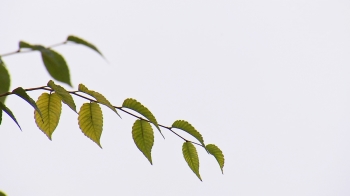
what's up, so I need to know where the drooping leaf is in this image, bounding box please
[40,48,72,86]
[0,58,10,103]
[122,98,164,138]
[19,41,70,85]
[78,84,120,117]
[0,101,21,130]
[132,119,154,164]
[47,80,76,112]
[172,120,204,146]
[206,144,225,174]
[78,102,103,148]
[0,190,7,196]
[67,35,104,58]
[182,142,202,181]
[34,93,62,139]
[12,87,42,118]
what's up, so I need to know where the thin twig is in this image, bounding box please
[0,86,205,148]
[0,42,67,57]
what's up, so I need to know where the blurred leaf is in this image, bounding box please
[48,80,76,112]
[40,48,72,86]
[172,120,204,146]
[0,190,7,196]
[34,93,62,139]
[0,101,21,130]
[182,142,202,181]
[78,103,103,148]
[122,98,164,138]
[12,87,42,118]
[78,84,120,117]
[67,35,104,58]
[19,41,34,49]
[0,58,10,103]
[132,119,154,164]
[206,144,225,174]
[18,41,45,50]
[0,110,2,125]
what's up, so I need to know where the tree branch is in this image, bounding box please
[0,86,205,148]
[0,42,67,57]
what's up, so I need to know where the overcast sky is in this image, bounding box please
[1,1,350,195]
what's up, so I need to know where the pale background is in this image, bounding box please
[1,1,350,195]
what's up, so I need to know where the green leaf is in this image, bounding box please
[0,58,10,103]
[172,120,204,146]
[19,41,34,49]
[18,41,45,50]
[19,41,71,85]
[182,142,202,181]
[206,144,225,174]
[132,119,154,164]
[34,93,62,139]
[78,84,120,117]
[48,80,76,112]
[78,102,103,148]
[0,101,21,130]
[122,98,164,138]
[12,87,42,118]
[40,48,72,86]
[67,35,104,58]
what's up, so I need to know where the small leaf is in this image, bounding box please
[78,84,120,117]
[122,98,164,138]
[182,142,202,181]
[19,41,45,50]
[0,58,10,103]
[40,48,72,86]
[172,120,204,146]
[0,101,21,130]
[206,144,225,174]
[19,41,34,49]
[12,87,42,118]
[67,35,104,58]
[48,80,76,112]
[34,93,62,139]
[132,119,154,164]
[78,103,103,148]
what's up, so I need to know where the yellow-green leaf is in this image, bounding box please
[67,35,104,58]
[48,80,76,112]
[206,144,225,174]
[0,57,10,103]
[122,98,163,138]
[34,93,62,139]
[182,142,202,181]
[172,120,204,146]
[78,103,103,148]
[0,101,21,130]
[132,119,154,164]
[78,84,120,118]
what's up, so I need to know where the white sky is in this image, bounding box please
[1,1,350,195]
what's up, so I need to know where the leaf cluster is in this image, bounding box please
[0,36,225,181]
